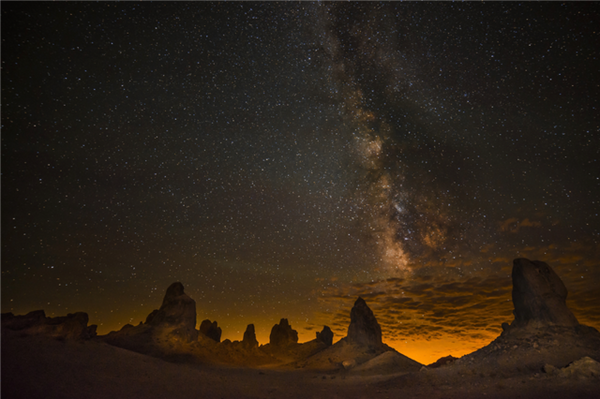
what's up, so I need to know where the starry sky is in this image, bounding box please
[2,2,599,364]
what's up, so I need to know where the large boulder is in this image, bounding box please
[510,258,579,329]
[269,318,298,347]
[346,297,382,347]
[199,319,222,342]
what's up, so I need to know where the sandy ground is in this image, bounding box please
[2,329,599,399]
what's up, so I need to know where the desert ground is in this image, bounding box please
[3,324,600,399]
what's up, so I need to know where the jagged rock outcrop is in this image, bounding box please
[145,282,198,342]
[242,324,259,349]
[458,258,600,376]
[2,310,46,330]
[295,297,420,372]
[103,282,198,352]
[509,258,579,330]
[148,283,196,329]
[346,297,382,347]
[1,310,97,340]
[199,319,222,342]
[316,325,333,346]
[269,318,298,347]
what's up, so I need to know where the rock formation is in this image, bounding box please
[459,258,600,376]
[269,318,298,347]
[1,310,97,340]
[148,282,197,329]
[316,325,333,346]
[242,324,259,348]
[145,282,198,342]
[295,296,420,372]
[103,281,199,352]
[199,319,222,342]
[509,258,579,329]
[346,297,382,347]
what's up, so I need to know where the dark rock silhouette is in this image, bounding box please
[242,324,259,349]
[103,281,199,353]
[427,355,458,368]
[316,325,333,346]
[509,258,579,330]
[199,319,222,342]
[346,297,382,347]
[148,283,196,328]
[146,282,198,342]
[295,296,420,372]
[459,258,600,376]
[145,309,159,324]
[1,310,97,340]
[269,318,298,347]
[2,310,46,330]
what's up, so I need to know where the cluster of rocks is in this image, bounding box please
[544,356,600,379]
[6,256,598,376]
[1,309,97,340]
[97,282,340,366]
[1,278,418,371]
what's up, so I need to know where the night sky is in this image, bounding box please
[2,2,599,364]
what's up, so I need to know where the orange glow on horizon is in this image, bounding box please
[71,308,600,367]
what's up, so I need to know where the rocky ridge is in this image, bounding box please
[1,309,97,340]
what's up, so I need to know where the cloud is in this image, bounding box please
[315,241,600,364]
[499,218,542,233]
[316,270,514,345]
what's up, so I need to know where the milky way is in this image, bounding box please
[2,2,599,363]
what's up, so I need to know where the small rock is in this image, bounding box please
[543,364,557,375]
[427,355,458,368]
[560,356,600,379]
[342,359,357,370]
